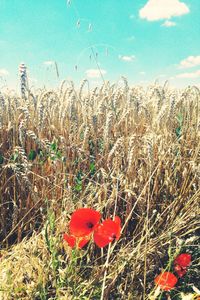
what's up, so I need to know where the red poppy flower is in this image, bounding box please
[174,253,191,268]
[154,272,178,291]
[94,216,121,248]
[174,265,187,278]
[63,233,90,249]
[174,253,191,277]
[69,208,101,237]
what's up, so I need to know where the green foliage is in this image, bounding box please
[11,150,19,162]
[175,126,182,139]
[50,139,63,161]
[37,149,47,164]
[35,283,48,300]
[28,149,37,161]
[50,141,58,152]
[74,171,83,192]
[89,161,96,176]
[0,152,4,164]
[175,112,183,140]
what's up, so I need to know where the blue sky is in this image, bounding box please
[0,0,200,89]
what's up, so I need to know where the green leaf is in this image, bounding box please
[74,183,82,192]
[50,141,57,152]
[56,150,62,159]
[89,162,96,175]
[176,113,183,125]
[28,149,37,161]
[175,126,182,139]
[11,151,19,162]
[76,171,83,181]
[0,153,4,164]
[50,155,56,161]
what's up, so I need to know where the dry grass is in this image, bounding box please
[0,80,200,299]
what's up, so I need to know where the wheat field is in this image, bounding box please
[0,78,199,299]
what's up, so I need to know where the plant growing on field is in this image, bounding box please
[0,77,199,299]
[63,207,121,249]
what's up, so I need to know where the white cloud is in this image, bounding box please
[139,0,189,21]
[0,68,9,76]
[162,20,176,27]
[119,55,135,62]
[44,61,54,66]
[177,70,200,79]
[140,71,146,75]
[179,56,200,69]
[85,69,107,78]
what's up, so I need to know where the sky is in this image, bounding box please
[0,0,200,89]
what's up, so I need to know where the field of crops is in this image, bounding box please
[0,78,199,299]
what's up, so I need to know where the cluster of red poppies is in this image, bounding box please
[154,253,192,291]
[63,208,121,248]
[63,208,192,293]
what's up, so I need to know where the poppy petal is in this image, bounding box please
[63,233,76,248]
[114,216,121,227]
[63,233,90,249]
[154,272,178,291]
[94,217,121,248]
[174,253,191,268]
[174,263,188,278]
[175,268,187,278]
[78,237,90,248]
[93,227,111,248]
[70,208,101,237]
[174,264,182,272]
